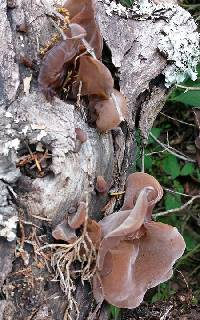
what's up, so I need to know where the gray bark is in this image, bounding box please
[0,0,196,319]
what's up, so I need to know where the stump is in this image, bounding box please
[0,0,198,319]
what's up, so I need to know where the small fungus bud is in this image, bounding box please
[68,201,87,229]
[87,219,102,249]
[52,220,77,243]
[16,23,28,33]
[75,128,87,143]
[96,176,108,193]
[93,89,128,133]
[19,54,33,69]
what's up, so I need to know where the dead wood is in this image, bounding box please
[0,0,197,319]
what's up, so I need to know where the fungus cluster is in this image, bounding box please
[38,0,186,312]
[93,172,185,308]
[52,172,185,309]
[38,0,128,132]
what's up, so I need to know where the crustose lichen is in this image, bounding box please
[102,0,200,88]
[0,215,18,241]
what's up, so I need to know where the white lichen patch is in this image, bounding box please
[131,0,176,19]
[102,0,176,18]
[21,125,29,135]
[0,215,18,242]
[5,111,13,118]
[102,0,200,87]
[158,7,200,87]
[103,0,128,17]
[3,138,20,156]
[36,129,47,140]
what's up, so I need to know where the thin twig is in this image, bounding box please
[176,244,200,268]
[30,214,52,222]
[21,220,42,230]
[149,132,196,163]
[160,305,173,320]
[76,80,83,108]
[145,149,166,156]
[165,131,191,158]
[81,39,97,60]
[176,84,200,91]
[160,112,195,127]
[176,270,189,290]
[141,147,145,173]
[163,187,194,198]
[182,4,200,9]
[153,195,200,218]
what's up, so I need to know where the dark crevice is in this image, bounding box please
[6,7,14,30]
[124,44,133,57]
[102,40,120,90]
[149,74,166,90]
[134,89,150,128]
[17,141,53,179]
[134,73,167,128]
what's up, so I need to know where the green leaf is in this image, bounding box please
[183,232,198,251]
[119,0,134,7]
[162,155,181,178]
[169,64,200,107]
[109,305,121,320]
[172,90,200,107]
[144,155,153,170]
[151,283,175,304]
[164,193,182,211]
[196,169,200,180]
[180,163,195,176]
[173,180,184,193]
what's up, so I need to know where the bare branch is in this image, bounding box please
[149,132,196,163]
[153,195,200,218]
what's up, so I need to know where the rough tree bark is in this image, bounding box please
[0,0,197,319]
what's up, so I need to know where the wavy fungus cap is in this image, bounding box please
[93,172,186,308]
[64,0,103,59]
[122,172,163,220]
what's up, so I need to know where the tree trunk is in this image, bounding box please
[0,0,197,319]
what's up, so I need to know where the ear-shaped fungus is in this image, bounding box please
[89,89,128,132]
[52,202,87,243]
[38,24,86,99]
[63,0,103,59]
[52,220,77,243]
[52,201,102,249]
[93,172,186,308]
[77,55,114,99]
[68,201,87,229]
